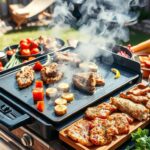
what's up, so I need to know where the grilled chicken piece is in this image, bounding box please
[55,52,81,64]
[67,120,93,147]
[73,72,105,93]
[41,63,63,84]
[108,113,131,135]
[120,92,149,104]
[127,86,150,96]
[85,102,117,120]
[73,73,96,94]
[16,66,34,89]
[90,118,116,146]
[110,97,149,121]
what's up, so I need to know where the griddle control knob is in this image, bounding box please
[21,133,33,147]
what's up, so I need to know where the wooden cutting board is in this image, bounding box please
[59,118,150,150]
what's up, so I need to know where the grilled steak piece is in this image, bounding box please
[16,66,34,89]
[41,63,63,84]
[55,52,81,64]
[73,72,96,94]
[73,72,105,88]
[110,97,149,121]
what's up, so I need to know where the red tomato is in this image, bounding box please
[20,49,31,56]
[30,41,38,49]
[35,80,43,88]
[0,62,3,67]
[20,42,30,49]
[26,38,33,44]
[31,48,40,55]
[37,101,44,112]
[32,88,44,101]
[0,66,4,72]
[33,61,43,71]
[6,50,14,56]
[20,39,27,44]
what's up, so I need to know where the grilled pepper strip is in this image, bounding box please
[111,68,120,79]
[32,88,44,101]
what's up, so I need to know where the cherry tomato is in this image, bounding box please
[33,61,43,71]
[6,50,14,56]
[20,42,30,49]
[20,49,31,56]
[31,48,40,55]
[26,38,33,44]
[37,101,44,112]
[32,88,44,101]
[30,41,38,49]
[20,39,27,45]
[0,66,4,72]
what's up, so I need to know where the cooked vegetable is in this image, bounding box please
[54,98,67,105]
[35,80,43,88]
[28,57,36,61]
[131,39,150,53]
[111,68,121,79]
[37,101,44,112]
[32,88,44,101]
[20,49,31,56]
[46,87,57,98]
[58,83,69,92]
[54,104,67,116]
[61,93,74,102]
[33,61,43,71]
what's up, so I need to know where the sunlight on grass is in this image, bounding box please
[0,26,149,50]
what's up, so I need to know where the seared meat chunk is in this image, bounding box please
[55,52,81,64]
[16,66,35,89]
[73,72,96,94]
[73,72,105,94]
[41,63,63,84]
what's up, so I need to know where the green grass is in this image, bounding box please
[0,26,149,50]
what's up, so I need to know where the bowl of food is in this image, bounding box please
[112,45,133,59]
[15,38,43,59]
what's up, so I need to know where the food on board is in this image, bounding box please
[110,97,149,121]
